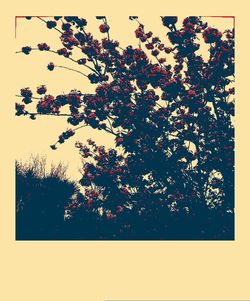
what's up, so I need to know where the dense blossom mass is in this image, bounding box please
[16,16,235,239]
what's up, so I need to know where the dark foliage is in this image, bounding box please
[16,156,79,239]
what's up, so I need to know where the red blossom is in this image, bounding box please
[99,24,110,33]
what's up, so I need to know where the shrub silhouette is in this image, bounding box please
[16,155,79,239]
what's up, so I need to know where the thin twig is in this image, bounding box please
[55,65,88,77]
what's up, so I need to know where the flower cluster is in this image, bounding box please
[203,27,222,43]
[58,129,75,144]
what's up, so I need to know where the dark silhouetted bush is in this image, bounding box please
[16,155,79,239]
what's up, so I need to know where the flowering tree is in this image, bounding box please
[16,16,235,239]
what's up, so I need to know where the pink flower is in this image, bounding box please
[88,112,96,119]
[116,137,124,145]
[116,206,123,214]
[36,85,47,95]
[99,24,110,33]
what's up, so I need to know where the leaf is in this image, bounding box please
[129,16,138,20]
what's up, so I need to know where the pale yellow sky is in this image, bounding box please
[15,16,234,181]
